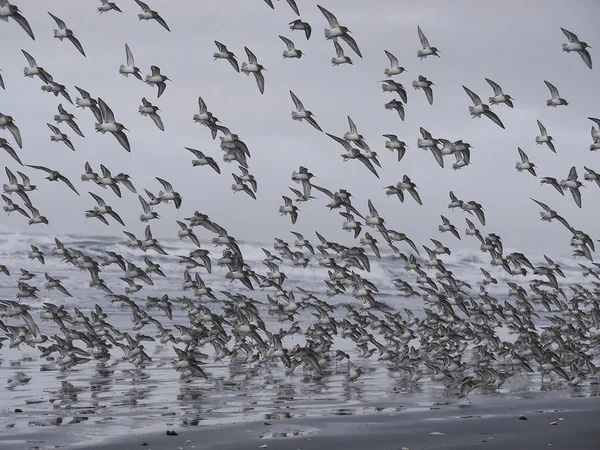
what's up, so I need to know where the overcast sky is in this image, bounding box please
[0,0,598,256]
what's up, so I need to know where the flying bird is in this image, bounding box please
[544,81,568,107]
[21,50,51,83]
[185,147,221,174]
[462,85,505,129]
[95,98,130,152]
[331,40,353,66]
[145,66,169,98]
[119,44,143,80]
[559,166,584,208]
[241,47,266,94]
[289,19,311,40]
[0,113,22,148]
[383,50,406,76]
[412,75,434,105]
[0,0,35,40]
[26,165,80,196]
[535,120,556,153]
[139,97,164,131]
[47,12,86,56]
[290,90,323,132]
[213,41,240,72]
[0,138,22,165]
[515,147,537,176]
[560,28,593,69]
[47,123,75,151]
[134,0,170,31]
[264,0,300,15]
[97,0,122,13]
[54,104,84,137]
[279,35,303,59]
[417,26,440,59]
[317,5,362,58]
[485,78,514,108]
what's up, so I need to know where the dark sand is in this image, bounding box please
[6,393,597,450]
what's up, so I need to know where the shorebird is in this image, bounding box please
[317,5,362,58]
[559,166,584,208]
[21,50,51,83]
[417,26,440,59]
[26,165,80,196]
[289,19,311,40]
[540,177,564,195]
[0,0,35,40]
[264,0,299,15]
[74,86,102,123]
[185,147,220,174]
[156,177,182,208]
[560,28,593,69]
[535,120,556,153]
[47,123,75,151]
[279,35,303,59]
[54,104,84,137]
[0,112,22,148]
[383,135,408,161]
[417,127,443,168]
[95,98,130,152]
[88,192,125,225]
[412,75,434,105]
[134,0,170,31]
[462,85,505,129]
[544,81,568,107]
[279,196,299,224]
[47,12,85,56]
[97,0,122,13]
[213,41,239,72]
[119,43,143,80]
[383,50,406,76]
[531,198,572,230]
[241,47,266,94]
[139,97,164,130]
[0,137,22,165]
[331,40,353,66]
[290,90,322,132]
[485,78,514,108]
[515,147,537,176]
[145,66,169,98]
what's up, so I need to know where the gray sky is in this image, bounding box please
[1,0,598,256]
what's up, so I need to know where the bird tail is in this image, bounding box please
[488,97,497,104]
[324,28,332,39]
[384,68,392,76]
[119,64,128,76]
[561,43,569,52]
[291,112,301,120]
[241,62,249,73]
[535,137,542,144]
[411,80,419,89]
[137,14,144,20]
[291,171,300,182]
[468,106,475,115]
[94,123,104,133]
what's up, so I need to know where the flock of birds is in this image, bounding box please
[0,0,599,408]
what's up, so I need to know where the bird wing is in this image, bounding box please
[89,191,106,206]
[417,25,430,49]
[317,5,339,28]
[125,43,135,65]
[518,147,529,163]
[26,164,52,174]
[483,110,505,129]
[58,174,80,195]
[462,85,482,106]
[485,78,503,96]
[384,50,398,66]
[536,119,547,136]
[156,177,172,192]
[97,98,115,122]
[289,90,304,111]
[279,35,295,51]
[67,35,86,57]
[21,49,37,67]
[560,28,578,43]
[544,80,559,98]
[245,46,258,64]
[47,12,66,29]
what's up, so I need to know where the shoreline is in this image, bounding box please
[3,391,597,450]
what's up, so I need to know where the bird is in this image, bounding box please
[25,165,80,196]
[54,104,84,137]
[0,0,35,40]
[145,66,169,98]
[290,90,323,132]
[74,86,103,123]
[47,123,75,151]
[515,147,537,176]
[21,50,51,83]
[139,97,164,130]
[544,81,568,107]
[559,166,583,208]
[241,47,266,94]
[530,198,572,230]
[134,0,170,31]
[383,50,406,76]
[279,196,299,224]
[0,138,22,165]
[97,0,122,13]
[279,35,303,59]
[0,112,22,148]
[88,192,125,225]
[383,135,408,162]
[264,0,300,15]
[0,69,4,90]
[462,86,505,129]
[95,98,130,152]
[417,26,440,59]
[317,5,362,58]
[331,40,353,66]
[185,147,220,174]
[412,75,434,105]
[540,177,564,196]
[119,44,143,80]
[560,28,593,69]
[213,41,240,72]
[156,177,182,208]
[485,78,514,108]
[535,120,556,153]
[138,194,159,222]
[289,19,311,40]
[47,12,86,56]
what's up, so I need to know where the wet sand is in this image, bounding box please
[5,392,597,450]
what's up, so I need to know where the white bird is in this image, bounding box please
[48,12,86,57]
[317,4,362,58]
[535,120,556,153]
[485,78,514,108]
[119,43,142,80]
[0,0,35,40]
[145,65,169,98]
[417,26,440,59]
[331,40,353,66]
[134,0,170,31]
[383,50,406,76]
[47,123,75,151]
[290,90,323,132]
[95,98,130,152]
[279,35,303,59]
[544,81,568,107]
[139,97,164,131]
[241,47,266,94]
[462,85,505,129]
[515,147,536,176]
[561,28,593,69]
